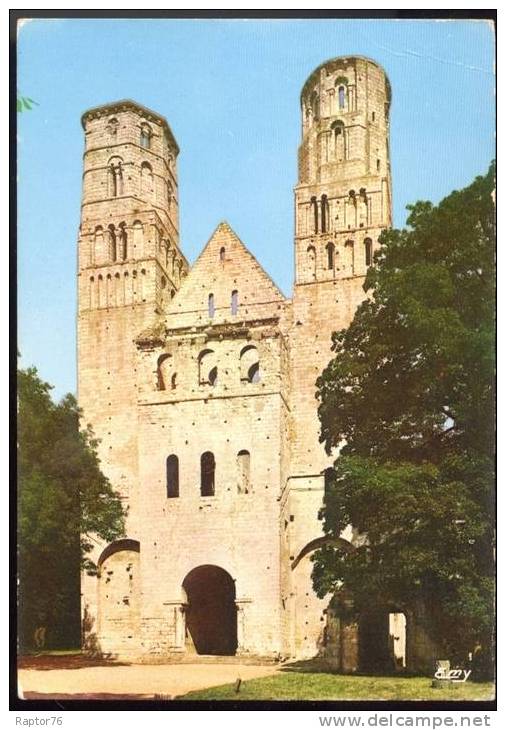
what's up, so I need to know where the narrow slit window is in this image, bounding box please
[321,195,328,233]
[311,196,318,234]
[140,125,151,149]
[231,290,238,315]
[201,451,215,497]
[208,293,215,318]
[237,450,251,494]
[326,242,335,270]
[166,454,179,498]
[108,225,117,262]
[364,238,373,267]
[338,85,346,110]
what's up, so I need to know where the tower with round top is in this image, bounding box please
[295,56,392,284]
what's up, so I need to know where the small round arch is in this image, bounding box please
[140,123,152,149]
[97,538,140,568]
[291,536,354,571]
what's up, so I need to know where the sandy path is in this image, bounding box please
[18,663,280,700]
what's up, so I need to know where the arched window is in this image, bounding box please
[240,345,260,383]
[231,290,238,316]
[364,237,373,267]
[118,222,128,260]
[326,242,335,270]
[332,120,345,161]
[107,225,117,262]
[348,189,357,227]
[166,454,179,498]
[208,293,215,318]
[220,246,226,262]
[338,85,346,110]
[171,372,177,390]
[307,245,317,279]
[140,124,151,149]
[321,194,329,233]
[201,451,215,497]
[198,349,217,386]
[237,450,251,494]
[140,161,153,195]
[345,239,355,274]
[167,181,173,210]
[157,354,171,391]
[310,196,318,234]
[108,157,123,197]
[358,189,368,228]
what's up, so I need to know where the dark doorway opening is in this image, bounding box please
[182,565,238,655]
[359,610,407,673]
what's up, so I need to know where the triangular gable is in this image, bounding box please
[165,222,286,328]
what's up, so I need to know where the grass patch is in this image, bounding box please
[180,672,495,702]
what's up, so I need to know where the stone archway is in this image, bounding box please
[182,565,237,656]
[95,539,140,655]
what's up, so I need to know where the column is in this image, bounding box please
[163,600,187,651]
[235,598,252,654]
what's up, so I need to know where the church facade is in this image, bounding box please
[78,56,433,670]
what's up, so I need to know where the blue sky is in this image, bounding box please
[17,18,495,399]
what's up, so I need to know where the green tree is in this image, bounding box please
[17,365,125,651]
[313,163,495,674]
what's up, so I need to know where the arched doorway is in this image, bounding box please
[95,539,140,654]
[182,565,237,655]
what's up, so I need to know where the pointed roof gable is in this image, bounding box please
[165,222,286,329]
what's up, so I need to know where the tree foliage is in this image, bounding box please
[17,366,125,650]
[313,163,495,669]
[16,96,39,112]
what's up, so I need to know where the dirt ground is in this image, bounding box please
[17,656,280,700]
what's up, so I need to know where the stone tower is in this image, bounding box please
[295,55,392,286]
[290,56,392,474]
[283,57,392,661]
[77,100,188,629]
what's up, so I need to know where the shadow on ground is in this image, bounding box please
[18,654,130,671]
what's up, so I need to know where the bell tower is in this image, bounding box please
[283,56,394,661]
[78,99,187,311]
[294,56,392,284]
[77,100,188,534]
